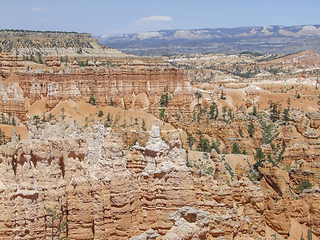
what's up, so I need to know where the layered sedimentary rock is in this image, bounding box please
[17,65,191,111]
[0,48,192,122]
[0,120,318,239]
[0,74,27,121]
[0,30,128,62]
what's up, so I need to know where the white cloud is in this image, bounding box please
[32,7,51,12]
[139,16,173,22]
[104,16,174,35]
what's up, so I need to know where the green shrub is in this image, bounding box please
[98,110,103,117]
[296,181,313,193]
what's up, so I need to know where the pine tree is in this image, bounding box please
[195,91,203,105]
[209,102,218,120]
[61,108,66,121]
[98,110,103,117]
[210,139,221,154]
[283,108,290,122]
[270,102,280,122]
[200,138,210,152]
[232,142,241,154]
[252,105,257,116]
[89,95,96,105]
[33,115,40,128]
[248,123,254,137]
[187,135,196,149]
[142,118,147,131]
[255,148,265,161]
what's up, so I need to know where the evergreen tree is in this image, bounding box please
[107,113,111,122]
[209,102,218,120]
[0,129,7,145]
[283,108,290,122]
[270,102,280,122]
[232,142,241,154]
[255,148,265,161]
[187,135,196,149]
[210,139,221,154]
[252,105,257,116]
[254,148,265,170]
[159,109,165,120]
[89,95,96,105]
[142,118,147,131]
[33,115,40,128]
[248,123,254,137]
[159,93,169,107]
[30,54,35,62]
[220,89,226,100]
[61,108,66,121]
[98,110,103,117]
[200,138,210,152]
[38,53,43,64]
[194,91,203,105]
[1,113,5,124]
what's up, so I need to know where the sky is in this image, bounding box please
[0,0,319,36]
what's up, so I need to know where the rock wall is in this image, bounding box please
[0,73,27,121]
[0,49,191,122]
[17,65,190,111]
[0,120,318,239]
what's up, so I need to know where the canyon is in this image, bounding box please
[1,119,319,240]
[0,30,320,239]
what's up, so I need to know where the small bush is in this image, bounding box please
[296,180,313,193]
[98,110,103,117]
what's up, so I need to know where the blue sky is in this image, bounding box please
[1,0,319,36]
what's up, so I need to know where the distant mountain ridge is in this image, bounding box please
[0,29,128,60]
[97,25,320,56]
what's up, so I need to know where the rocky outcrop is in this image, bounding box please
[0,120,317,239]
[0,49,192,122]
[17,65,190,111]
[0,73,27,121]
[306,111,320,129]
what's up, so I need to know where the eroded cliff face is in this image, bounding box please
[0,120,318,240]
[2,48,320,239]
[18,65,190,110]
[0,49,192,123]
